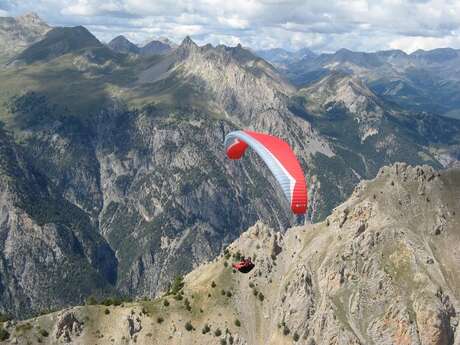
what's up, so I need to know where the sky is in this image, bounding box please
[1,0,460,53]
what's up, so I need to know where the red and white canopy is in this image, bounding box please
[225,130,308,214]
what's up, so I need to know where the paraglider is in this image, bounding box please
[224,130,308,215]
[232,257,255,273]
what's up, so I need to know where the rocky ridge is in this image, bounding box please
[0,12,50,63]
[298,72,384,141]
[2,163,459,344]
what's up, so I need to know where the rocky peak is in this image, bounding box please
[180,35,197,48]
[108,35,139,54]
[109,35,130,43]
[15,12,48,27]
[0,11,50,63]
[301,72,382,113]
[171,35,199,60]
[299,71,385,141]
[140,38,172,56]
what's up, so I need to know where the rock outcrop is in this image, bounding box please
[0,12,50,63]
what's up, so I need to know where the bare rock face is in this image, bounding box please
[127,314,142,337]
[0,129,117,317]
[0,12,50,63]
[216,164,460,345]
[55,312,83,342]
[299,73,384,142]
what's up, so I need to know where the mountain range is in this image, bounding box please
[0,12,459,323]
[108,35,174,56]
[257,47,460,120]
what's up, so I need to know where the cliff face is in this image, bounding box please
[0,129,117,317]
[93,110,299,296]
[3,164,459,345]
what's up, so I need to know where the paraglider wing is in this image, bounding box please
[224,130,308,214]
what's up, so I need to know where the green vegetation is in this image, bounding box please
[0,328,10,341]
[258,293,265,302]
[185,321,193,331]
[101,297,123,306]
[234,319,241,327]
[184,298,192,312]
[0,313,11,323]
[233,251,242,261]
[38,308,56,316]
[85,296,126,306]
[202,324,211,334]
[156,317,164,324]
[283,326,290,336]
[169,276,185,295]
[39,329,49,337]
[214,328,222,337]
[163,299,170,307]
[17,323,33,333]
[211,281,217,288]
[293,332,300,341]
[104,309,110,315]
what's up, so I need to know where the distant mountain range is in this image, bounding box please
[108,35,175,56]
[256,47,460,120]
[255,47,317,68]
[0,12,459,320]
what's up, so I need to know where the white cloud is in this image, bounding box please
[389,35,460,53]
[2,0,460,52]
[217,16,249,29]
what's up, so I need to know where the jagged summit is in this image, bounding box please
[0,11,50,63]
[15,12,46,25]
[180,35,197,47]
